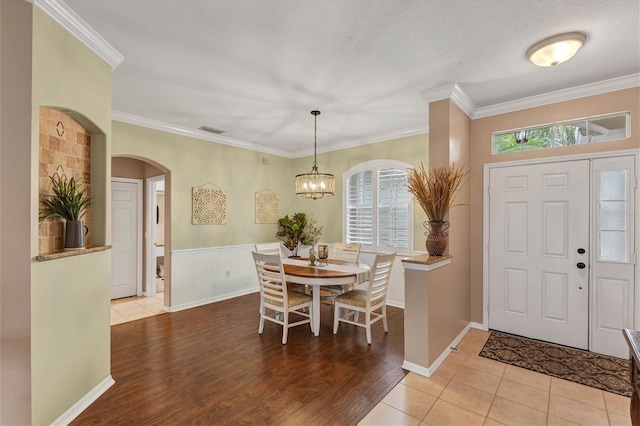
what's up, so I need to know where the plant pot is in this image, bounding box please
[424,221,449,256]
[64,220,88,249]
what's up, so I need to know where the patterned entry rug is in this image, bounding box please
[479,331,632,397]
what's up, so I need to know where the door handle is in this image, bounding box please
[577,262,586,269]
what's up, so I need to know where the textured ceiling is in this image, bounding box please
[63,0,640,156]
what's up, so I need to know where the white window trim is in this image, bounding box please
[342,159,414,255]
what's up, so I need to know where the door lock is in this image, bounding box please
[577,248,586,254]
[577,262,586,269]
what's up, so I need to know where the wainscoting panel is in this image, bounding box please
[170,244,258,311]
[170,244,408,312]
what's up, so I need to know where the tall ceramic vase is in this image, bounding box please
[424,221,449,256]
[65,220,88,249]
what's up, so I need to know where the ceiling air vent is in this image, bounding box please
[199,125,225,135]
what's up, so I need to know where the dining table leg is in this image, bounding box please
[312,284,320,336]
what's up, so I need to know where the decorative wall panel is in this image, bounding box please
[255,190,279,224]
[192,183,226,224]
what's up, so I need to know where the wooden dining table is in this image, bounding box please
[282,258,370,336]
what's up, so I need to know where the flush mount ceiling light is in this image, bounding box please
[295,110,335,200]
[526,32,587,67]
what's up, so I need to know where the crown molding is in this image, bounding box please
[113,110,427,159]
[111,111,294,158]
[473,73,640,119]
[420,74,640,121]
[32,0,124,70]
[292,123,429,158]
[420,83,477,118]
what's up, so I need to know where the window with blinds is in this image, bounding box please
[344,161,412,253]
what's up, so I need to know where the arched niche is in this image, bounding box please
[38,106,108,253]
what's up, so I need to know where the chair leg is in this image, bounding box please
[382,305,388,333]
[258,303,265,334]
[308,304,314,333]
[365,314,372,344]
[282,310,289,344]
[333,304,340,334]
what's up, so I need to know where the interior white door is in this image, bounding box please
[489,160,590,349]
[590,156,636,358]
[111,180,141,299]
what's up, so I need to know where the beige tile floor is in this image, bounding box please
[110,293,166,325]
[360,329,632,426]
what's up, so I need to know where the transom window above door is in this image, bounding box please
[343,160,412,254]
[493,112,629,154]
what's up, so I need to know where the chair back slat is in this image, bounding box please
[252,252,287,306]
[255,242,282,256]
[366,253,396,306]
[332,242,361,263]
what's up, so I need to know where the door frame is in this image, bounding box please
[482,148,639,334]
[111,177,143,297]
[146,175,164,297]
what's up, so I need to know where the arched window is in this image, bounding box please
[343,160,413,253]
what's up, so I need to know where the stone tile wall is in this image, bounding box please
[38,107,92,253]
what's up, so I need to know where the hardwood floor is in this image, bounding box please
[72,293,406,425]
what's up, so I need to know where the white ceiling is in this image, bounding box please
[62,0,640,156]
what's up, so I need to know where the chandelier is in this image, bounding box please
[295,110,335,200]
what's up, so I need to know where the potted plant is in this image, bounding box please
[275,212,322,258]
[39,171,92,249]
[302,216,323,265]
[407,163,469,256]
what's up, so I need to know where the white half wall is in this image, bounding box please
[170,244,407,311]
[170,244,259,311]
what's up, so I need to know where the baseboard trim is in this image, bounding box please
[402,323,472,378]
[386,300,405,309]
[51,375,115,426]
[470,321,487,331]
[401,360,432,377]
[165,288,259,312]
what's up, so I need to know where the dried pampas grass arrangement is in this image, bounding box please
[407,163,469,221]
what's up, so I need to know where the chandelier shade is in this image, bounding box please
[295,110,335,200]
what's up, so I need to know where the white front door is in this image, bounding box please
[489,160,590,349]
[111,179,142,300]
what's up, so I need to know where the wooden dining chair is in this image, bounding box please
[255,242,282,256]
[332,242,361,263]
[321,242,362,305]
[333,252,396,344]
[255,241,306,294]
[252,252,313,344]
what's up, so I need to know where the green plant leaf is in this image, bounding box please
[39,171,92,222]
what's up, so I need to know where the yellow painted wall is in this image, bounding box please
[112,121,298,249]
[469,87,640,323]
[291,133,430,251]
[30,8,112,424]
[31,252,111,424]
[112,123,429,252]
